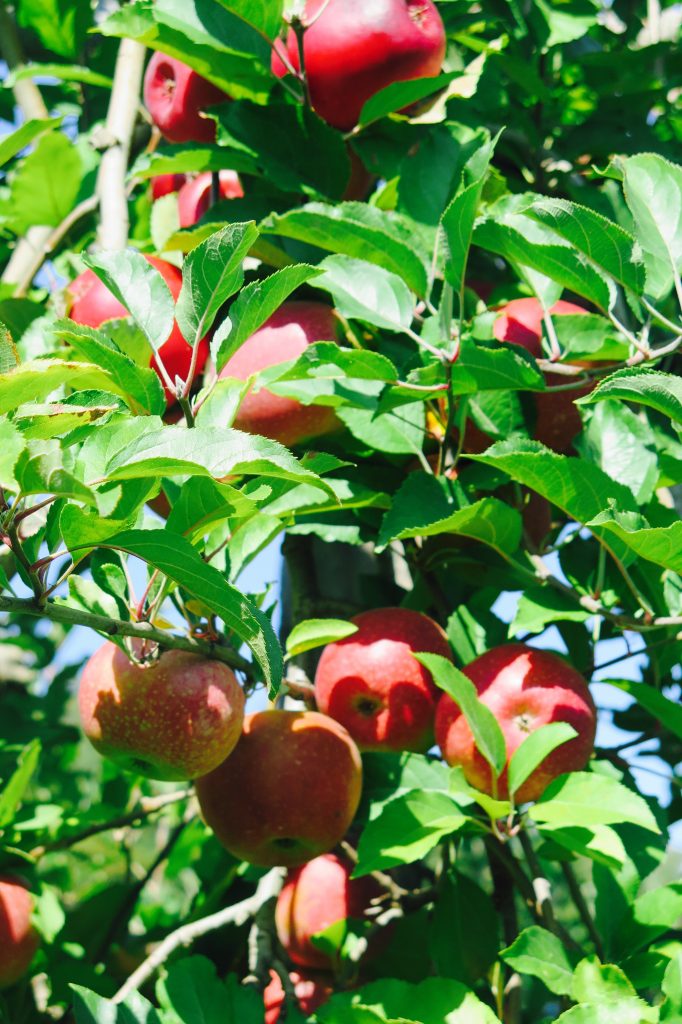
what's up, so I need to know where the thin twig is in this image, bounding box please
[560,862,604,958]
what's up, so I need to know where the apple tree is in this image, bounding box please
[0,0,681,1021]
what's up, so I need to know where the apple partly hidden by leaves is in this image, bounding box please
[272,0,446,131]
[195,710,362,867]
[435,644,597,802]
[143,52,228,143]
[219,301,341,446]
[264,969,334,1024]
[177,170,244,228]
[276,853,383,971]
[78,642,245,781]
[150,173,188,200]
[0,877,40,990]
[67,254,209,407]
[315,607,453,752]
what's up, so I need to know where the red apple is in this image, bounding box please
[276,853,382,970]
[271,0,446,131]
[195,710,363,866]
[264,969,333,1024]
[67,254,209,407]
[435,644,597,803]
[314,607,452,752]
[0,877,39,990]
[218,301,340,446]
[144,53,228,143]
[151,173,188,200]
[78,642,245,781]
[177,170,244,228]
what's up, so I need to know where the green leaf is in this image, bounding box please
[7,62,113,88]
[312,255,415,332]
[285,618,358,659]
[501,926,575,995]
[573,957,637,1003]
[376,474,522,556]
[587,508,682,574]
[430,870,500,985]
[0,418,26,489]
[354,790,467,876]
[415,654,507,780]
[579,367,682,423]
[509,588,590,637]
[555,1000,658,1024]
[0,116,63,168]
[508,723,578,798]
[537,824,627,870]
[213,0,284,38]
[661,953,682,1022]
[317,977,499,1024]
[357,72,459,128]
[264,203,429,297]
[621,153,682,299]
[261,343,395,408]
[449,336,546,395]
[71,984,163,1023]
[529,771,660,833]
[165,477,258,540]
[9,131,85,233]
[611,884,682,960]
[175,223,259,344]
[360,752,451,813]
[17,0,92,57]
[157,956,230,1024]
[605,679,682,742]
[337,402,425,455]
[442,132,500,297]
[577,399,658,504]
[0,359,119,415]
[0,739,41,828]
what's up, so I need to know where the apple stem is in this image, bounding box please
[290,17,313,109]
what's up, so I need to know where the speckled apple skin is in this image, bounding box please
[264,969,333,1024]
[67,255,209,407]
[0,877,39,990]
[195,710,362,867]
[272,0,446,131]
[219,301,340,447]
[79,642,245,781]
[177,170,244,228]
[314,607,452,752]
[143,52,228,143]
[275,853,382,970]
[435,644,596,803]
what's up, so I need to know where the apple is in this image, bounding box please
[271,0,446,131]
[314,607,452,752]
[144,53,228,143]
[276,853,382,970]
[177,170,244,228]
[264,969,333,1024]
[195,709,363,866]
[67,254,209,406]
[151,173,188,200]
[343,147,376,201]
[435,643,597,803]
[218,301,340,446]
[78,642,245,781]
[0,877,39,990]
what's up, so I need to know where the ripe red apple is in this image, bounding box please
[150,173,188,200]
[67,254,209,406]
[0,877,39,990]
[78,642,246,781]
[195,710,362,866]
[276,853,382,970]
[264,969,333,1024]
[435,644,597,803]
[271,0,446,131]
[177,170,244,228]
[314,607,452,752]
[144,53,228,143]
[218,301,340,446]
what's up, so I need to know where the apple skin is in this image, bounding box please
[0,877,39,990]
[78,642,246,781]
[271,0,446,131]
[195,710,363,867]
[144,53,228,143]
[264,969,333,1024]
[275,853,382,970]
[177,170,244,228]
[435,644,597,803]
[67,254,209,407]
[151,173,188,200]
[218,301,340,446]
[314,607,452,753]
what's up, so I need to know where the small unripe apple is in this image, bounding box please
[276,853,382,970]
[195,710,363,866]
[144,53,228,143]
[264,969,333,1024]
[150,173,188,200]
[0,877,39,990]
[315,607,452,752]
[67,254,209,407]
[271,0,446,131]
[218,301,340,446]
[435,644,597,803]
[177,170,244,228]
[79,642,245,781]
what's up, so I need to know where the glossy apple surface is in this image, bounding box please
[195,710,362,866]
[219,301,340,446]
[272,0,446,131]
[144,53,228,143]
[0,877,39,990]
[151,173,188,200]
[315,607,452,752]
[435,643,596,802]
[264,969,333,1024]
[79,642,245,781]
[177,170,244,227]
